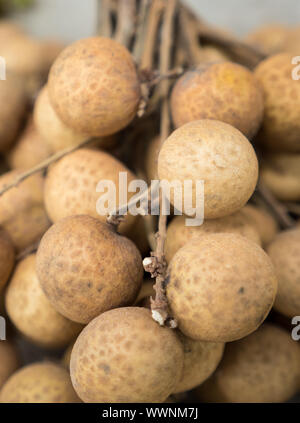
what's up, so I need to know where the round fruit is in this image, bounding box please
[166,233,277,342]
[44,148,137,234]
[199,45,230,63]
[0,341,19,390]
[196,324,300,403]
[6,254,83,349]
[165,211,261,263]
[255,53,300,152]
[173,335,224,393]
[48,37,141,137]
[242,204,278,246]
[267,229,300,318]
[0,362,80,403]
[0,170,50,251]
[283,27,300,54]
[171,62,263,139]
[36,215,143,324]
[158,120,258,219]
[246,24,289,55]
[70,307,184,403]
[0,228,14,293]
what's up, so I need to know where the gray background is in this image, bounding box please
[12,0,300,43]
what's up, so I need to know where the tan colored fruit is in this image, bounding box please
[199,45,230,63]
[44,148,137,234]
[255,53,300,152]
[7,119,52,169]
[145,135,161,182]
[171,62,263,139]
[36,215,143,324]
[6,254,83,349]
[0,362,80,403]
[0,73,26,152]
[0,21,24,42]
[260,153,300,201]
[196,324,300,403]
[283,27,300,54]
[242,204,278,246]
[167,233,277,342]
[165,212,261,263]
[48,37,141,137]
[0,228,14,293]
[62,341,75,370]
[267,229,300,318]
[246,24,289,55]
[173,335,224,394]
[0,170,50,251]
[0,341,19,390]
[158,120,258,219]
[70,307,184,403]
[40,39,64,72]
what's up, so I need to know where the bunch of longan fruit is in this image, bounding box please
[0,2,300,404]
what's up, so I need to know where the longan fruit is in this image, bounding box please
[255,53,300,152]
[6,254,83,349]
[283,27,300,54]
[171,62,263,139]
[166,233,277,342]
[196,324,300,403]
[199,45,230,63]
[266,229,300,318]
[44,148,137,235]
[36,215,143,324]
[173,335,224,394]
[165,212,261,263]
[0,362,80,403]
[158,120,258,219]
[70,307,184,403]
[241,204,278,246]
[260,153,300,201]
[246,24,289,55]
[62,341,75,370]
[0,341,19,389]
[0,170,50,251]
[7,119,52,169]
[0,228,14,293]
[48,37,141,137]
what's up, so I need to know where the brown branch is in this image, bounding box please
[179,7,202,65]
[98,0,113,37]
[115,0,136,47]
[132,0,150,63]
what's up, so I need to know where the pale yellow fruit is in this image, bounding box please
[242,204,278,246]
[158,120,258,219]
[196,324,300,403]
[246,24,290,55]
[0,341,19,390]
[48,37,141,137]
[267,229,300,318]
[0,362,80,403]
[0,170,50,251]
[36,215,143,324]
[70,307,184,403]
[171,62,264,139]
[0,228,14,293]
[6,254,83,349]
[165,212,261,263]
[167,233,277,342]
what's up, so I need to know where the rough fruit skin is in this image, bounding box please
[0,341,19,390]
[36,215,143,324]
[167,233,277,342]
[266,229,300,318]
[196,324,300,403]
[0,170,50,251]
[158,120,258,219]
[173,334,224,394]
[165,212,261,263]
[44,148,137,235]
[171,62,263,139]
[70,307,184,403]
[6,254,83,349]
[255,53,300,152]
[48,37,141,137]
[242,204,278,246]
[0,228,15,293]
[0,362,80,403]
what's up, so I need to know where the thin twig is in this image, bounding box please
[114,0,136,47]
[98,0,113,37]
[132,0,150,63]
[179,6,202,65]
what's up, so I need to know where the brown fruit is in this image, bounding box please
[246,24,289,55]
[166,233,277,342]
[171,62,263,139]
[0,228,14,293]
[242,204,278,246]
[0,341,19,390]
[70,307,184,403]
[255,53,300,152]
[158,120,258,219]
[267,229,300,318]
[0,362,80,403]
[36,215,143,324]
[196,324,300,403]
[165,212,261,263]
[6,254,83,349]
[48,37,141,137]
